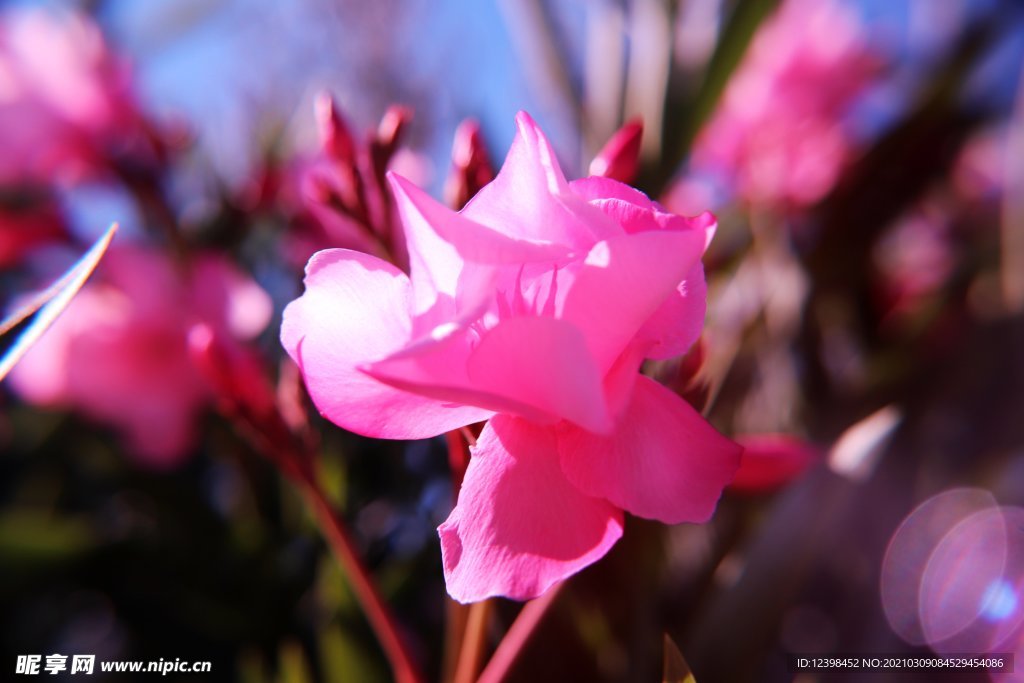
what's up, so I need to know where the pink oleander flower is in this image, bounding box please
[0,7,150,186]
[688,0,879,208]
[873,200,954,323]
[9,246,271,468]
[953,125,1007,204]
[282,112,741,602]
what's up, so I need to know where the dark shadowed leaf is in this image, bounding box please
[651,0,780,194]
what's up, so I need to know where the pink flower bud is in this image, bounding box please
[188,324,310,480]
[444,119,494,208]
[314,92,356,165]
[375,105,413,157]
[589,119,643,184]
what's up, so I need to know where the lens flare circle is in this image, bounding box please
[881,487,999,645]
[922,506,1024,653]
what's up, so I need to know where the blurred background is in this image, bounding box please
[2,0,1024,681]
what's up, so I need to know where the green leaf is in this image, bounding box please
[277,640,312,683]
[653,0,779,193]
[663,634,697,683]
[0,223,117,381]
[320,621,384,683]
[0,511,95,566]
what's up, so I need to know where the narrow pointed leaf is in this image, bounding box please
[663,634,697,683]
[0,223,117,381]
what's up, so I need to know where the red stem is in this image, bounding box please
[453,600,493,683]
[297,474,424,683]
[445,430,471,492]
[477,583,564,683]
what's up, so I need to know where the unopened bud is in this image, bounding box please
[445,119,494,208]
[314,92,356,164]
[589,119,643,183]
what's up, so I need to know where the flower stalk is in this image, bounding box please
[190,330,423,683]
[297,474,424,683]
[452,599,494,683]
[477,583,563,683]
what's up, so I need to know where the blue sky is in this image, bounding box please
[13,0,1024,202]
[96,0,548,194]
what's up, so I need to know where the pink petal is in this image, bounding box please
[389,171,570,267]
[118,399,198,469]
[439,415,624,603]
[386,171,466,319]
[280,249,491,439]
[363,325,550,423]
[389,171,567,340]
[558,375,741,524]
[601,340,648,422]
[571,176,718,247]
[462,112,618,248]
[368,315,612,433]
[634,261,707,360]
[467,316,611,433]
[99,246,184,324]
[570,176,654,209]
[559,230,705,372]
[566,178,715,360]
[188,254,272,340]
[62,313,208,466]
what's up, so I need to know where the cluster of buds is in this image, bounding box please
[300,94,413,264]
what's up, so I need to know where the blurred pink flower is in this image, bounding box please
[282,112,741,602]
[662,175,721,217]
[688,0,879,208]
[0,200,66,268]
[0,7,151,187]
[729,434,818,493]
[874,201,954,321]
[953,125,1007,204]
[9,246,271,468]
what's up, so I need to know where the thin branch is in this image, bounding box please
[477,583,564,683]
[297,475,424,683]
[453,600,494,683]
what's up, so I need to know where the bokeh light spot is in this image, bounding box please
[981,579,1020,622]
